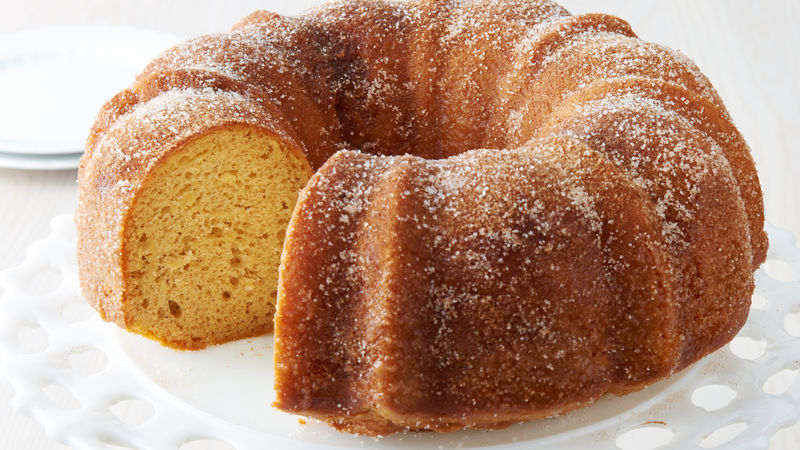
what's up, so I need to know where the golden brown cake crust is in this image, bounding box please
[274,136,752,434]
[268,0,765,435]
[77,0,767,436]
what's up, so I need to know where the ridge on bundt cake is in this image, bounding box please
[76,0,767,435]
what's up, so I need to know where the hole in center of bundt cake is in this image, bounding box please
[123,125,311,349]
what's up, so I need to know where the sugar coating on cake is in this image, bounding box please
[76,0,767,436]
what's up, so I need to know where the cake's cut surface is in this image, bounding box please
[76,0,766,436]
[124,126,310,349]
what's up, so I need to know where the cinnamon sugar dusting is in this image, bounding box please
[77,0,765,437]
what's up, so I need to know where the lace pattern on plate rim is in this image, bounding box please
[0,214,798,449]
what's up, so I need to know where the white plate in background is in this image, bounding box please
[0,26,180,160]
[0,150,83,171]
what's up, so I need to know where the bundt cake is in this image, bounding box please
[76,0,767,436]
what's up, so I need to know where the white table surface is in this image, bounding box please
[1,0,798,448]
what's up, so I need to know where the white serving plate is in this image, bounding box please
[0,150,83,171]
[0,26,180,159]
[0,215,798,449]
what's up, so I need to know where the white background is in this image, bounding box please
[0,0,798,448]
